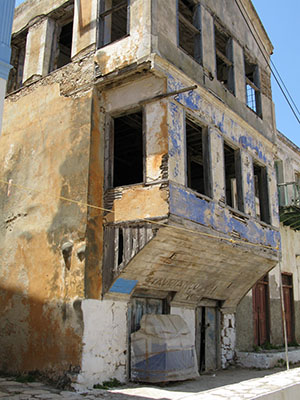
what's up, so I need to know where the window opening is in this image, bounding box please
[186,118,210,197]
[113,111,143,187]
[56,21,73,69]
[245,55,262,117]
[253,162,270,223]
[99,0,129,48]
[7,33,27,94]
[118,228,124,265]
[214,23,234,93]
[178,0,201,63]
[224,142,242,210]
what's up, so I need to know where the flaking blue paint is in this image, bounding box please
[169,102,182,158]
[170,183,280,249]
[239,136,267,163]
[168,74,201,111]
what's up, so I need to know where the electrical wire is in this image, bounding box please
[0,178,280,251]
[235,0,300,125]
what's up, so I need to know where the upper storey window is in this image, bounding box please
[253,161,270,224]
[7,32,27,94]
[106,111,144,188]
[178,0,201,63]
[50,20,73,71]
[186,118,211,197]
[99,0,129,48]
[224,142,243,211]
[214,22,234,94]
[49,3,74,72]
[245,54,262,117]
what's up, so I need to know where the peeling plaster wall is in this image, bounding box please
[95,0,151,76]
[76,299,128,389]
[221,313,236,367]
[0,81,93,376]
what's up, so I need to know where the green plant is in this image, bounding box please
[15,374,36,383]
[93,378,123,390]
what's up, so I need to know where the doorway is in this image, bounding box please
[196,306,220,372]
[282,273,295,344]
[253,275,270,346]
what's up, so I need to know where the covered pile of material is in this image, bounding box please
[131,314,199,382]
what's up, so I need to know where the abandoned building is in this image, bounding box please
[0,0,296,388]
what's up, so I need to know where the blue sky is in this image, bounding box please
[252,0,300,147]
[14,0,300,147]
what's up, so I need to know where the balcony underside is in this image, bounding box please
[279,206,300,230]
[105,218,279,310]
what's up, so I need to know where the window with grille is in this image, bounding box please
[245,54,262,117]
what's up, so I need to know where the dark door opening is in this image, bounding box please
[196,306,220,372]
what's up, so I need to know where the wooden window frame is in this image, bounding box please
[177,0,202,64]
[223,141,244,212]
[104,108,145,190]
[253,160,270,224]
[98,0,130,49]
[214,22,234,94]
[185,116,211,198]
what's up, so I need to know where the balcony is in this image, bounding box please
[278,182,300,230]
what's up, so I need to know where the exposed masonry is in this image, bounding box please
[221,313,236,368]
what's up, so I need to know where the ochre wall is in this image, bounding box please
[0,82,93,377]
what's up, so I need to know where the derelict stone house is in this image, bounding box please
[0,0,286,387]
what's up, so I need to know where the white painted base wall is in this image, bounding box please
[0,78,6,135]
[75,299,128,390]
[237,348,300,369]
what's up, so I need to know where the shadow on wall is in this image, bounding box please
[0,283,83,385]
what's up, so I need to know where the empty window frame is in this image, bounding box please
[178,0,201,63]
[50,18,73,72]
[245,55,262,116]
[224,142,243,211]
[253,161,270,224]
[109,111,144,188]
[214,22,234,93]
[186,118,211,197]
[98,0,129,48]
[7,33,27,94]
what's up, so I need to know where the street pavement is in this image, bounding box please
[1,366,300,400]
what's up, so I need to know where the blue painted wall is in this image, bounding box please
[0,0,15,80]
[169,183,281,250]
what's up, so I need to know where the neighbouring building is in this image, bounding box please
[0,0,15,134]
[0,0,288,388]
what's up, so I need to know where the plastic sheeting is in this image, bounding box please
[131,314,199,383]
